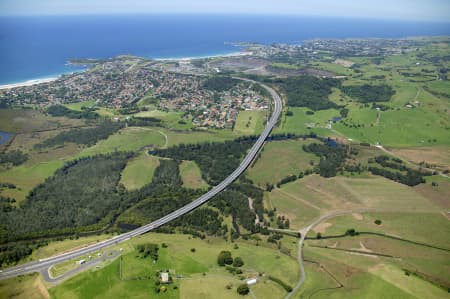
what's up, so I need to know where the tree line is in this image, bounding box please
[34,121,123,148]
[368,155,432,186]
[0,150,28,166]
[46,104,99,119]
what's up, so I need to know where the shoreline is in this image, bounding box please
[0,50,249,90]
[0,77,58,90]
[153,50,250,61]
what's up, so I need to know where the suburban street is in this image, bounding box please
[0,78,283,281]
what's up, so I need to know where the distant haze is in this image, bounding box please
[1,0,450,22]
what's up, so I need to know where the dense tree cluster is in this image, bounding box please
[267,233,283,244]
[46,104,99,119]
[303,142,347,177]
[233,257,244,267]
[0,196,16,212]
[210,190,256,233]
[368,155,431,186]
[275,76,340,110]
[276,175,297,188]
[152,160,182,186]
[0,152,132,240]
[341,84,395,103]
[237,284,250,295]
[0,240,48,267]
[249,82,270,98]
[0,150,28,166]
[0,244,31,266]
[202,76,239,92]
[35,121,123,148]
[127,117,162,127]
[172,208,225,236]
[276,216,290,229]
[136,243,159,260]
[116,188,201,228]
[217,250,234,266]
[151,138,254,185]
[230,184,264,221]
[0,182,16,189]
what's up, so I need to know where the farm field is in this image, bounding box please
[264,174,442,230]
[274,107,338,136]
[389,146,450,170]
[296,246,428,299]
[179,160,208,189]
[300,225,450,299]
[265,188,321,228]
[233,110,267,135]
[78,127,166,157]
[63,100,97,111]
[120,153,160,190]
[0,109,85,133]
[246,139,319,186]
[307,211,450,249]
[333,106,450,147]
[161,128,238,147]
[49,233,299,299]
[134,110,194,130]
[0,160,64,202]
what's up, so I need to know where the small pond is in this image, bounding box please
[0,131,12,145]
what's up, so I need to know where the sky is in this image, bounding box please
[1,0,449,22]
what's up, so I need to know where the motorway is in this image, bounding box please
[0,78,282,281]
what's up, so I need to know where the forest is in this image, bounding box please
[274,76,340,110]
[0,152,132,240]
[341,84,395,103]
[151,137,255,185]
[46,104,99,119]
[202,76,239,92]
[302,141,348,177]
[151,159,183,186]
[1,137,290,266]
[35,121,123,148]
[171,208,226,237]
[210,189,256,234]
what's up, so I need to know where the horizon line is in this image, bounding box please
[0,12,449,23]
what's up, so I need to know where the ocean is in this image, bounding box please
[0,14,449,85]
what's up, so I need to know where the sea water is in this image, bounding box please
[1,14,449,84]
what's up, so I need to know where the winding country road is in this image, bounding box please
[0,77,283,281]
[285,208,378,299]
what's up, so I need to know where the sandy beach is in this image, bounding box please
[0,52,250,90]
[0,77,58,90]
[154,51,251,62]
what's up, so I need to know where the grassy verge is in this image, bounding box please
[179,160,209,189]
[120,154,160,190]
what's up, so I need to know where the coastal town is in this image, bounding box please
[0,37,446,129]
[0,57,269,129]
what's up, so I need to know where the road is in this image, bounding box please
[0,77,282,281]
[40,250,118,284]
[285,208,378,299]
